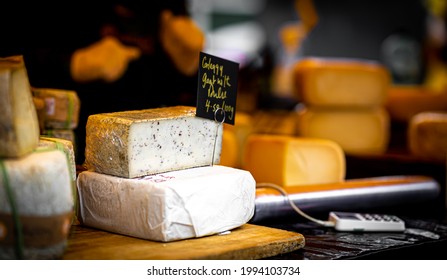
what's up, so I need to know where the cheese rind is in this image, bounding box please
[84,106,223,178]
[386,85,447,122]
[38,136,76,182]
[408,112,447,162]
[77,166,255,242]
[0,149,73,259]
[32,88,80,129]
[296,106,390,155]
[293,57,390,107]
[0,56,40,158]
[243,134,345,187]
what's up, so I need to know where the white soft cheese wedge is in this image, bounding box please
[408,112,447,162]
[243,134,345,187]
[293,57,390,107]
[84,106,223,178]
[77,165,256,242]
[296,105,390,155]
[0,149,74,259]
[0,55,40,158]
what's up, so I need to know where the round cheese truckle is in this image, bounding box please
[293,57,390,108]
[243,134,346,187]
[0,149,74,259]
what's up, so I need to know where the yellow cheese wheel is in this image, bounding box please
[296,105,390,155]
[408,111,447,162]
[220,128,238,168]
[243,134,345,187]
[293,57,390,107]
[386,85,447,122]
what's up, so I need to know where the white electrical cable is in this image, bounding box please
[256,182,335,227]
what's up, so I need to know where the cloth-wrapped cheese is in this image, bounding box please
[77,165,255,242]
[0,149,74,259]
[84,106,223,178]
[31,88,80,129]
[0,55,40,158]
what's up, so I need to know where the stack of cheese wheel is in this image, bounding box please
[32,87,80,148]
[292,57,391,155]
[77,106,256,242]
[0,56,74,259]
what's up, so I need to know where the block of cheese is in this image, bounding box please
[220,128,238,168]
[77,165,256,242]
[296,106,390,155]
[243,134,345,187]
[0,55,40,158]
[0,149,74,259]
[31,88,80,129]
[41,129,76,145]
[408,112,447,162]
[293,57,390,107]
[38,136,76,182]
[223,112,254,168]
[386,85,447,122]
[84,106,223,178]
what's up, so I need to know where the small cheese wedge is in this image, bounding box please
[0,55,40,158]
[31,88,80,130]
[243,134,345,187]
[296,105,390,155]
[408,112,447,162]
[84,106,223,178]
[77,165,255,242]
[386,85,447,122]
[293,57,390,107]
[0,149,73,259]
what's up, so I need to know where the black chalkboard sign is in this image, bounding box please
[196,52,239,125]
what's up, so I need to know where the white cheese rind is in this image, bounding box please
[76,165,256,242]
[0,149,73,216]
[84,106,223,178]
[0,56,40,158]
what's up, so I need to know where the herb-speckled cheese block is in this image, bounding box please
[293,57,390,107]
[243,134,345,187]
[0,55,40,158]
[0,149,74,259]
[84,106,223,178]
[77,165,255,242]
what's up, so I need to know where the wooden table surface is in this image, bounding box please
[63,223,305,260]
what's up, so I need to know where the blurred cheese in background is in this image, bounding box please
[0,56,40,158]
[296,106,390,155]
[243,134,345,187]
[293,58,390,107]
[408,111,447,162]
[31,88,80,130]
[386,85,447,123]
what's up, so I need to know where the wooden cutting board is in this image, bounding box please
[63,224,305,260]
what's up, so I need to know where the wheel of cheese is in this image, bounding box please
[296,105,390,155]
[243,134,345,187]
[293,57,390,107]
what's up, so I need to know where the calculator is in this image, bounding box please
[328,211,406,232]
